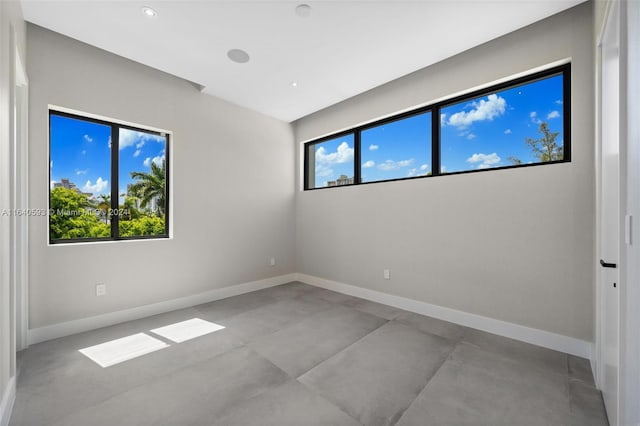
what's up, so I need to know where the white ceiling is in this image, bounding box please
[21,0,586,122]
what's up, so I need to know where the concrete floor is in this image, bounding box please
[11,282,608,426]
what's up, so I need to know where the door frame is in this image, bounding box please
[618,0,640,424]
[12,38,28,354]
[595,1,640,425]
[595,1,621,423]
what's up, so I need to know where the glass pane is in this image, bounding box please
[307,134,355,188]
[361,111,431,183]
[440,73,564,173]
[49,114,111,241]
[118,128,167,237]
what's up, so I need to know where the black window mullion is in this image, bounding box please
[563,65,571,162]
[431,107,440,176]
[110,125,119,238]
[354,131,361,184]
[163,134,170,236]
[303,143,310,190]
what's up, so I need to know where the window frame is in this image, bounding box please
[304,130,357,190]
[48,109,171,244]
[303,63,571,190]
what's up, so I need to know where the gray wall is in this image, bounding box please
[0,0,25,411]
[294,3,595,341]
[27,25,295,329]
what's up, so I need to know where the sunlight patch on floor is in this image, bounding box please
[79,333,169,368]
[150,318,225,343]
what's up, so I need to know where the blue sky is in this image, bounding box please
[440,74,563,173]
[50,114,166,199]
[312,73,563,186]
[361,112,431,183]
[310,134,355,187]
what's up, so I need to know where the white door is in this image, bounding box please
[599,2,620,424]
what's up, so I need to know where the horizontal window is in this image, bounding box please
[305,133,355,189]
[303,64,570,190]
[361,111,432,183]
[49,110,170,243]
[440,73,565,173]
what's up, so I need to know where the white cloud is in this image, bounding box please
[50,160,53,169]
[378,158,414,171]
[316,141,354,165]
[368,144,379,151]
[82,177,108,195]
[407,166,429,177]
[120,129,164,150]
[133,149,142,158]
[50,181,56,190]
[446,94,506,128]
[530,111,542,124]
[143,154,165,168]
[467,152,501,169]
[75,169,88,176]
[555,99,563,105]
[81,150,87,155]
[467,133,476,140]
[83,134,93,143]
[363,160,375,168]
[314,141,353,179]
[547,110,560,119]
[440,113,447,125]
[316,168,333,178]
[504,129,512,134]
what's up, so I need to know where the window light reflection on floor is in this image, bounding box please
[79,333,169,368]
[150,318,225,343]
[78,318,225,368]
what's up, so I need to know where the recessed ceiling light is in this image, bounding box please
[142,6,157,17]
[295,4,312,18]
[227,49,250,64]
[291,81,298,87]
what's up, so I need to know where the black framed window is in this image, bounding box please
[360,111,432,183]
[303,64,570,189]
[305,132,355,189]
[49,110,170,243]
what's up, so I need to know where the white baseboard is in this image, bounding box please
[27,271,592,360]
[28,273,297,345]
[0,376,16,426]
[296,273,592,359]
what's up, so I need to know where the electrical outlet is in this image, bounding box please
[270,257,276,267]
[96,283,107,297]
[383,269,390,280]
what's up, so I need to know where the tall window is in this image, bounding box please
[303,64,570,190]
[49,110,170,243]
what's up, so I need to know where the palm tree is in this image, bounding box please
[97,194,111,224]
[129,159,166,216]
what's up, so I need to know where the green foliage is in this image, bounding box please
[119,216,165,237]
[129,159,166,216]
[50,187,165,240]
[508,122,562,165]
[96,194,111,224]
[122,196,142,220]
[49,187,110,240]
[525,122,563,162]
